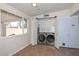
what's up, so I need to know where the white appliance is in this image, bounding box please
[37,32,55,45]
[37,32,47,44]
[57,15,79,48]
[46,33,55,46]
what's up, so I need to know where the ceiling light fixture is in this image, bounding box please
[32,3,37,7]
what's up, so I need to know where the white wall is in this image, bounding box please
[35,9,72,18]
[70,4,79,15]
[31,17,37,45]
[27,17,31,42]
[38,19,56,32]
[0,34,31,56]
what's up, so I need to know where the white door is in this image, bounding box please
[57,17,71,47]
[69,16,79,48]
[57,16,79,48]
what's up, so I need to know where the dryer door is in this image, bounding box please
[47,35,55,43]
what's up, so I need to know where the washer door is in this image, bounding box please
[38,34,45,42]
[47,35,55,43]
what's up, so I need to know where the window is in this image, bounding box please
[20,19,27,28]
[6,18,27,36]
[9,21,20,28]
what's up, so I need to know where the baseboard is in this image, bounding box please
[9,42,31,56]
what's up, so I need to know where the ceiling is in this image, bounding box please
[8,3,74,17]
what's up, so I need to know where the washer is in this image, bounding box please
[46,33,55,46]
[37,32,55,46]
[37,32,47,44]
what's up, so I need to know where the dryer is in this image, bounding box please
[46,33,55,46]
